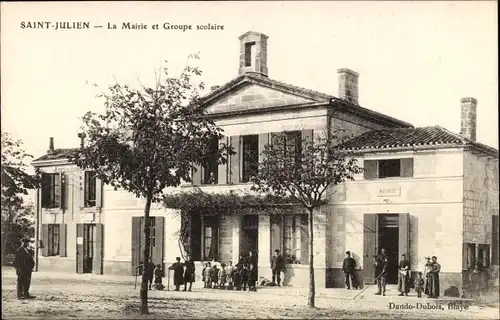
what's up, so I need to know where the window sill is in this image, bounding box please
[364,177,413,181]
[42,208,63,214]
[185,182,254,188]
[80,207,101,214]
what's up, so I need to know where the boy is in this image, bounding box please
[218,263,227,289]
[233,264,242,291]
[211,263,219,289]
[414,272,425,298]
[204,262,212,288]
[248,264,257,292]
[240,264,250,291]
[154,264,165,290]
[226,261,234,290]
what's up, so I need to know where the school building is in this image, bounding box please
[31,31,498,297]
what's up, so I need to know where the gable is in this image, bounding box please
[205,83,317,114]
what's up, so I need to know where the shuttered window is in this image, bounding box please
[492,215,499,265]
[363,158,414,180]
[477,244,490,268]
[41,173,62,208]
[84,171,97,207]
[202,136,219,185]
[241,135,259,182]
[271,214,309,264]
[42,224,60,256]
[203,216,219,261]
[464,243,476,269]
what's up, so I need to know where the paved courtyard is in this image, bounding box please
[1,268,498,319]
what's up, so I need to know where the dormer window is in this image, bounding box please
[244,42,256,67]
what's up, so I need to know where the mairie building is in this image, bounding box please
[32,31,499,297]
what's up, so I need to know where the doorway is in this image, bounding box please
[83,224,95,273]
[378,214,399,284]
[240,215,259,257]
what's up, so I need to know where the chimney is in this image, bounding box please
[77,132,86,148]
[460,97,477,141]
[238,31,268,77]
[337,68,359,105]
[48,137,54,154]
[210,85,220,91]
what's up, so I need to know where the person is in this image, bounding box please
[204,262,213,288]
[397,253,410,296]
[374,248,388,296]
[423,256,432,297]
[207,172,217,184]
[233,263,243,290]
[144,258,156,290]
[183,255,195,292]
[342,251,358,290]
[14,238,35,299]
[414,272,425,298]
[211,263,219,289]
[271,249,285,286]
[218,263,227,289]
[226,261,234,290]
[154,264,165,290]
[427,256,441,298]
[168,257,184,291]
[240,264,250,291]
[248,251,258,289]
[248,264,258,292]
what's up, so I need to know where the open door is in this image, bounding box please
[363,214,378,284]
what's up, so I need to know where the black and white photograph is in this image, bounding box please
[1,1,498,319]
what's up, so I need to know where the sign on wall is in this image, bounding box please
[376,186,401,197]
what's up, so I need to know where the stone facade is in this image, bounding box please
[460,97,477,141]
[337,68,359,105]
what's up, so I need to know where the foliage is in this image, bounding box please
[1,202,35,258]
[70,55,231,315]
[250,130,363,308]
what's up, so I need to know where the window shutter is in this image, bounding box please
[258,133,269,164]
[218,137,228,185]
[54,174,61,208]
[93,223,104,275]
[41,224,49,257]
[400,158,414,177]
[229,136,240,184]
[59,173,66,209]
[131,217,141,275]
[398,213,410,260]
[492,215,499,265]
[270,215,282,264]
[192,165,202,185]
[96,177,103,209]
[300,215,309,265]
[152,217,165,268]
[79,171,85,209]
[462,242,468,270]
[363,214,378,283]
[59,223,67,257]
[363,160,378,179]
[76,224,84,273]
[47,224,54,256]
[301,129,314,151]
[41,173,51,208]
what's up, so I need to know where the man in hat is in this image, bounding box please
[14,238,35,299]
[168,257,184,291]
[271,249,285,286]
[374,248,388,296]
[342,251,358,290]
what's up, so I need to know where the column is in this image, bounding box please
[258,215,271,267]
[232,215,242,264]
[164,209,182,264]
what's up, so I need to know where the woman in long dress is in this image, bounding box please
[423,257,432,297]
[397,254,410,296]
[427,256,441,298]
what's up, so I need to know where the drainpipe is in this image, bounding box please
[35,187,40,272]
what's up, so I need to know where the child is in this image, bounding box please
[204,262,213,288]
[414,272,425,298]
[154,264,165,290]
[240,264,250,291]
[248,264,257,292]
[226,261,234,290]
[211,263,219,289]
[233,264,242,291]
[218,263,227,289]
[202,262,207,288]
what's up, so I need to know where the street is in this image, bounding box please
[1,270,498,319]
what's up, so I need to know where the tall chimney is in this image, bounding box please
[48,137,54,154]
[238,31,268,77]
[337,68,359,105]
[77,132,86,148]
[460,97,477,141]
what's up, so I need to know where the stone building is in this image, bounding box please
[31,31,498,296]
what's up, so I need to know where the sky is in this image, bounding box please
[1,1,498,168]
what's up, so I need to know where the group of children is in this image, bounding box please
[202,261,257,292]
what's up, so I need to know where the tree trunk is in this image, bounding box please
[139,193,153,315]
[307,207,315,308]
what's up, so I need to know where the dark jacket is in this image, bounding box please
[342,257,356,273]
[14,246,34,273]
[374,254,388,276]
[184,260,195,282]
[168,261,184,286]
[271,254,285,270]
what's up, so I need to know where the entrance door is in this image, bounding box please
[83,224,95,273]
[77,223,103,274]
[131,217,165,276]
[378,214,399,284]
[363,214,378,284]
[240,215,259,257]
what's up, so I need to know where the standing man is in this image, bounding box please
[144,258,156,290]
[168,257,184,291]
[374,248,388,296]
[271,249,285,286]
[342,251,358,290]
[14,238,35,299]
[183,255,195,292]
[397,254,410,296]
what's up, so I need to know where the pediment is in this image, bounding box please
[205,83,317,114]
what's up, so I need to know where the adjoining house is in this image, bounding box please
[31,31,498,297]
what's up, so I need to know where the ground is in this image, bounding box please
[1,268,499,319]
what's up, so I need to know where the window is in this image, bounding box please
[84,171,97,207]
[203,216,219,260]
[48,224,60,256]
[492,215,499,266]
[202,136,219,185]
[363,158,414,180]
[272,214,308,264]
[41,173,61,208]
[466,243,476,269]
[477,244,490,268]
[241,135,259,182]
[244,42,256,67]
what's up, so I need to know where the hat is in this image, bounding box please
[21,238,31,243]
[425,256,430,260]
[346,251,350,255]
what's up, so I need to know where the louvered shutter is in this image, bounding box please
[229,136,241,184]
[152,217,165,268]
[59,223,67,257]
[218,137,228,184]
[76,224,84,273]
[96,177,103,209]
[400,158,414,177]
[363,214,378,283]
[54,174,61,208]
[41,224,49,257]
[363,160,378,179]
[94,223,104,274]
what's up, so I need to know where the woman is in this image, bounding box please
[397,254,410,296]
[168,257,184,291]
[423,257,432,297]
[427,256,441,298]
[183,255,195,292]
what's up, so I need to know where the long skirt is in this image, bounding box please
[427,272,440,298]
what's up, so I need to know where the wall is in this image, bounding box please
[328,148,465,293]
[329,109,396,141]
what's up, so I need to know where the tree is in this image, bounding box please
[71,55,231,315]
[1,132,39,260]
[250,131,363,308]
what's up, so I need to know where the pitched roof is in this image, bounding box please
[340,125,498,156]
[201,73,412,128]
[32,148,78,163]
